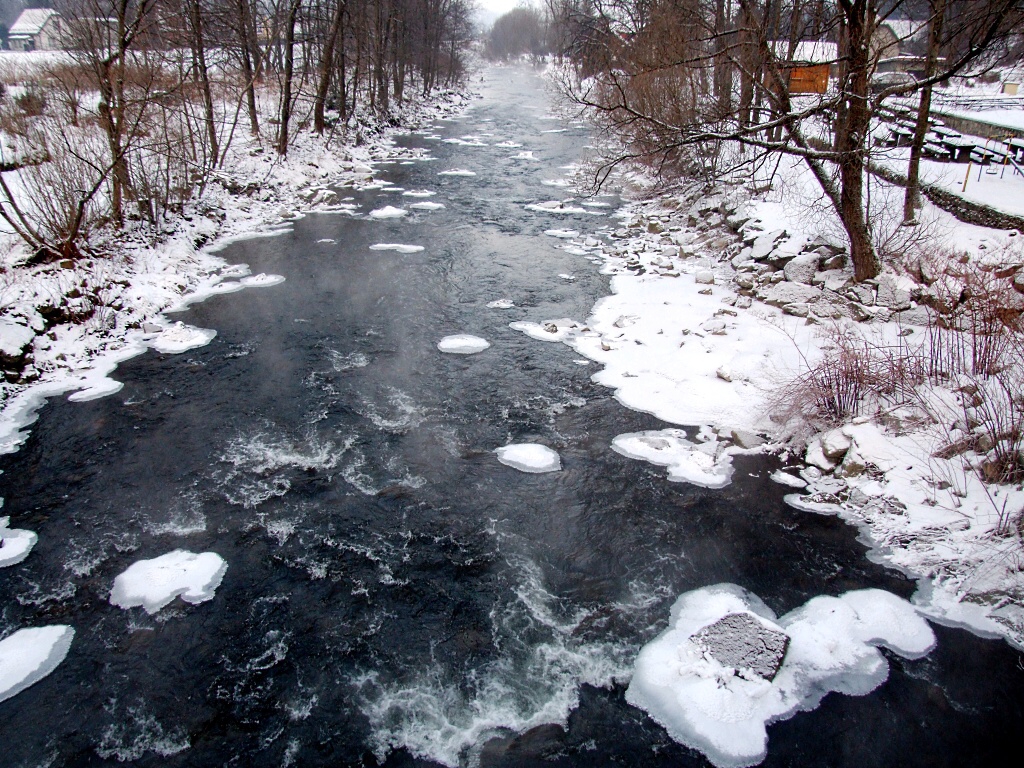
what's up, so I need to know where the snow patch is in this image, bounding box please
[437,335,490,354]
[495,443,562,473]
[368,206,408,219]
[0,516,37,567]
[0,625,74,703]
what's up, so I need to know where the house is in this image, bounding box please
[871,18,934,78]
[772,41,839,95]
[7,8,63,52]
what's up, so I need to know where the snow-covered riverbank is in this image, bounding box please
[522,155,1024,649]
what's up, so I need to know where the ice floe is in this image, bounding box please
[151,323,217,354]
[437,335,491,354]
[438,169,476,176]
[209,280,245,294]
[513,151,538,160]
[110,550,228,614]
[0,625,74,703]
[240,273,286,287]
[369,244,425,254]
[509,319,589,344]
[486,299,515,309]
[495,443,562,473]
[543,229,579,239]
[409,202,446,211]
[368,206,408,219]
[402,190,436,197]
[626,584,935,768]
[0,516,37,567]
[493,140,523,147]
[526,200,592,215]
[612,429,734,489]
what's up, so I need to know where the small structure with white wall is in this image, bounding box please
[7,8,63,52]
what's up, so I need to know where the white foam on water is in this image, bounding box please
[612,429,734,489]
[0,516,38,567]
[329,350,370,371]
[626,584,935,768]
[495,443,561,473]
[0,625,74,703]
[241,273,286,287]
[358,388,424,433]
[109,550,227,614]
[438,169,476,177]
[369,244,425,254]
[151,322,217,354]
[409,202,446,211]
[438,335,490,354]
[368,206,408,219]
[95,702,191,761]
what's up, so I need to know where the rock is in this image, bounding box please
[892,306,934,327]
[648,221,664,234]
[821,429,852,459]
[691,612,790,681]
[727,212,751,230]
[750,229,786,261]
[662,245,679,257]
[702,318,727,334]
[0,319,35,360]
[821,253,848,271]
[838,447,866,477]
[694,270,715,285]
[731,247,753,267]
[759,281,823,308]
[783,303,809,317]
[805,438,836,471]
[142,322,163,334]
[716,366,733,382]
[876,275,912,311]
[735,296,753,309]
[735,273,755,290]
[783,254,820,285]
[847,284,875,305]
[731,429,765,449]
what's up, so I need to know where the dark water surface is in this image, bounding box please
[1,66,1022,768]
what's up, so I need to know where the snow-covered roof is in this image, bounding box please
[770,41,838,65]
[9,8,59,37]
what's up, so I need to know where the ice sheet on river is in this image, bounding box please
[437,335,490,354]
[495,443,561,473]
[0,516,37,566]
[509,319,589,344]
[0,625,74,703]
[370,244,425,254]
[110,550,227,614]
[612,429,734,489]
[626,584,935,768]
[240,273,286,287]
[368,206,408,219]
[438,169,476,176]
[151,322,217,354]
[409,202,446,211]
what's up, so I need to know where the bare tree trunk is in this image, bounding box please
[236,0,260,136]
[277,0,301,155]
[314,0,347,134]
[188,0,219,164]
[903,0,946,224]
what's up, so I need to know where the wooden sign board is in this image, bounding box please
[789,64,830,94]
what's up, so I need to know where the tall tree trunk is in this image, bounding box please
[277,0,301,155]
[188,0,219,165]
[903,0,946,224]
[236,0,260,136]
[314,0,347,133]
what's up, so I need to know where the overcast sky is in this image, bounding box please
[476,0,537,17]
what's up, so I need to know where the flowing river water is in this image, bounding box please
[1,66,1022,767]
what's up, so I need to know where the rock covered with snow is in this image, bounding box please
[0,318,35,360]
[0,625,75,703]
[612,429,734,488]
[437,335,490,354]
[0,516,37,567]
[626,584,935,768]
[151,322,217,354]
[110,550,228,614]
[495,443,561,473]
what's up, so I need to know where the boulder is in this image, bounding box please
[876,275,912,311]
[695,270,715,285]
[731,247,753,267]
[759,282,823,308]
[731,429,765,449]
[691,612,790,681]
[749,229,786,261]
[838,447,866,477]
[822,271,853,292]
[821,429,852,459]
[805,438,836,471]
[783,254,820,285]
[702,318,727,334]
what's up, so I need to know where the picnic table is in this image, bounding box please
[890,126,915,147]
[971,147,996,165]
[932,125,962,140]
[941,137,976,162]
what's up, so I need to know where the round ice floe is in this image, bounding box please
[368,206,408,219]
[543,229,579,239]
[626,584,935,768]
[409,201,446,211]
[151,323,216,354]
[495,443,562,473]
[402,190,436,197]
[437,335,490,354]
[438,169,476,176]
[486,299,515,309]
[110,550,228,614]
[369,244,425,254]
[0,516,37,567]
[0,626,74,703]
[241,273,286,287]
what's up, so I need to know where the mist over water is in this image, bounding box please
[0,66,1022,767]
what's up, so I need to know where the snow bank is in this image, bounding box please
[626,584,934,768]
[151,323,217,354]
[0,626,75,703]
[110,550,228,614]
[0,516,37,567]
[612,430,734,489]
[369,244,425,254]
[437,335,490,354]
[368,206,408,219]
[495,443,562,473]
[509,319,589,343]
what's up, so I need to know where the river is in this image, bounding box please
[0,65,1021,768]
